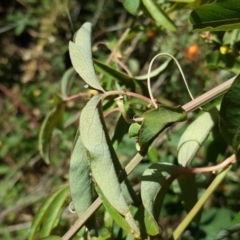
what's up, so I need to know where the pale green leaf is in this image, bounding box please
[61,67,75,98]
[141,163,182,229]
[69,23,104,92]
[69,134,93,216]
[135,58,172,80]
[122,0,140,15]
[142,0,177,31]
[38,98,65,164]
[80,95,140,236]
[177,110,217,167]
[69,133,96,233]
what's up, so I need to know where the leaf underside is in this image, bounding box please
[79,95,140,236]
[69,22,104,92]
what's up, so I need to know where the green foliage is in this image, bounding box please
[191,0,240,32]
[69,23,104,92]
[38,96,65,164]
[219,75,240,151]
[2,1,240,240]
[28,185,69,240]
[137,105,187,156]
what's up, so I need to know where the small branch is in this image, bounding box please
[103,90,153,105]
[103,108,119,118]
[113,54,133,77]
[115,96,134,124]
[183,75,236,112]
[63,92,90,102]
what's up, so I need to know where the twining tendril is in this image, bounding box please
[147,53,195,109]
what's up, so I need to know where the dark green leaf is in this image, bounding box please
[205,51,240,74]
[94,184,133,235]
[142,0,177,31]
[215,223,240,240]
[38,97,65,164]
[138,105,187,156]
[177,174,200,223]
[219,75,240,151]
[94,59,135,91]
[112,115,130,149]
[190,0,240,32]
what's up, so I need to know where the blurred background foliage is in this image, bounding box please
[1,0,240,239]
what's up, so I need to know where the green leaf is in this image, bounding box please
[219,75,240,151]
[69,133,97,233]
[80,95,140,236]
[141,163,182,232]
[128,123,141,138]
[94,58,171,82]
[39,186,69,236]
[94,59,135,90]
[69,23,104,92]
[60,67,75,98]
[28,185,69,240]
[215,223,240,240]
[122,0,140,15]
[112,115,130,149]
[138,105,187,156]
[233,211,240,224]
[38,97,65,164]
[177,110,217,167]
[38,236,62,240]
[190,0,240,32]
[94,184,133,235]
[135,58,172,80]
[205,51,240,74]
[134,206,160,236]
[142,0,177,31]
[177,174,200,223]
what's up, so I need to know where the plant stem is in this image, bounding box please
[169,165,232,240]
